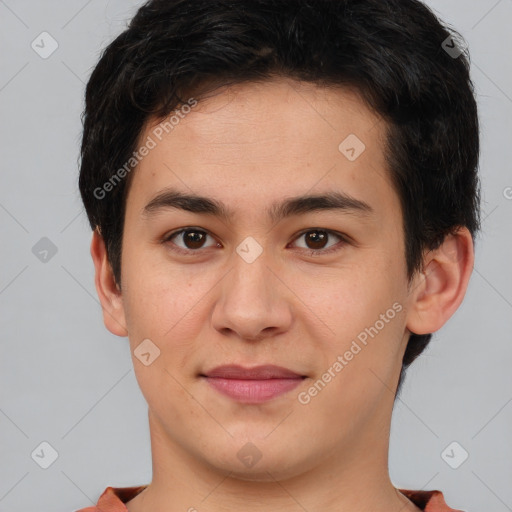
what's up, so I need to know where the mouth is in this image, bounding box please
[200,364,307,404]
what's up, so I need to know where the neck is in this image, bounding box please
[126,409,421,512]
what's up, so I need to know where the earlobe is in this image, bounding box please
[406,228,474,336]
[90,229,128,337]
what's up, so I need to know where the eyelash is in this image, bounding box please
[161,227,349,256]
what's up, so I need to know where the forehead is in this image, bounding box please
[126,77,396,222]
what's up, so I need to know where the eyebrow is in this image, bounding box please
[141,188,374,223]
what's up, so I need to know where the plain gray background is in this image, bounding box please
[0,0,511,510]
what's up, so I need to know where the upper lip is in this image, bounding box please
[202,364,304,379]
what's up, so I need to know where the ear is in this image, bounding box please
[90,228,128,337]
[406,227,474,335]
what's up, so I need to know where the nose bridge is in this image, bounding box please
[212,240,291,339]
[228,242,276,311]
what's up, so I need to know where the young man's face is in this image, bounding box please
[104,78,421,480]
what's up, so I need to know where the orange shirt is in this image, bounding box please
[75,486,465,511]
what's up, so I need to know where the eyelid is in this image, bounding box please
[162,227,349,255]
[288,228,349,254]
[162,227,219,254]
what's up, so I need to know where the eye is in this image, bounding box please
[162,227,348,256]
[289,229,347,255]
[163,228,220,254]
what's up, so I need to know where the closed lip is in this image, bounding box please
[201,364,305,379]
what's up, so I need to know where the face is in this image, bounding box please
[113,78,416,480]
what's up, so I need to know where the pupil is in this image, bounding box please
[307,231,327,249]
[185,231,204,249]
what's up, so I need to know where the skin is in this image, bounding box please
[91,77,474,512]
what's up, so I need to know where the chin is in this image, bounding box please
[216,461,305,483]
[201,439,310,482]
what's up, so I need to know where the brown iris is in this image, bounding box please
[182,230,207,249]
[303,230,329,250]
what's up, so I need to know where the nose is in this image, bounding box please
[211,247,293,342]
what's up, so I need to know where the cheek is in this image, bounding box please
[121,257,221,386]
[300,262,407,363]
[122,265,205,407]
[121,244,203,334]
[300,265,392,326]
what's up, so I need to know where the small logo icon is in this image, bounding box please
[237,442,262,468]
[31,32,59,59]
[503,187,512,200]
[442,36,463,59]
[236,237,263,264]
[32,237,58,263]
[338,134,366,161]
[441,441,469,469]
[31,441,59,469]
[134,338,161,366]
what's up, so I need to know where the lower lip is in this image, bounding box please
[203,377,303,403]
